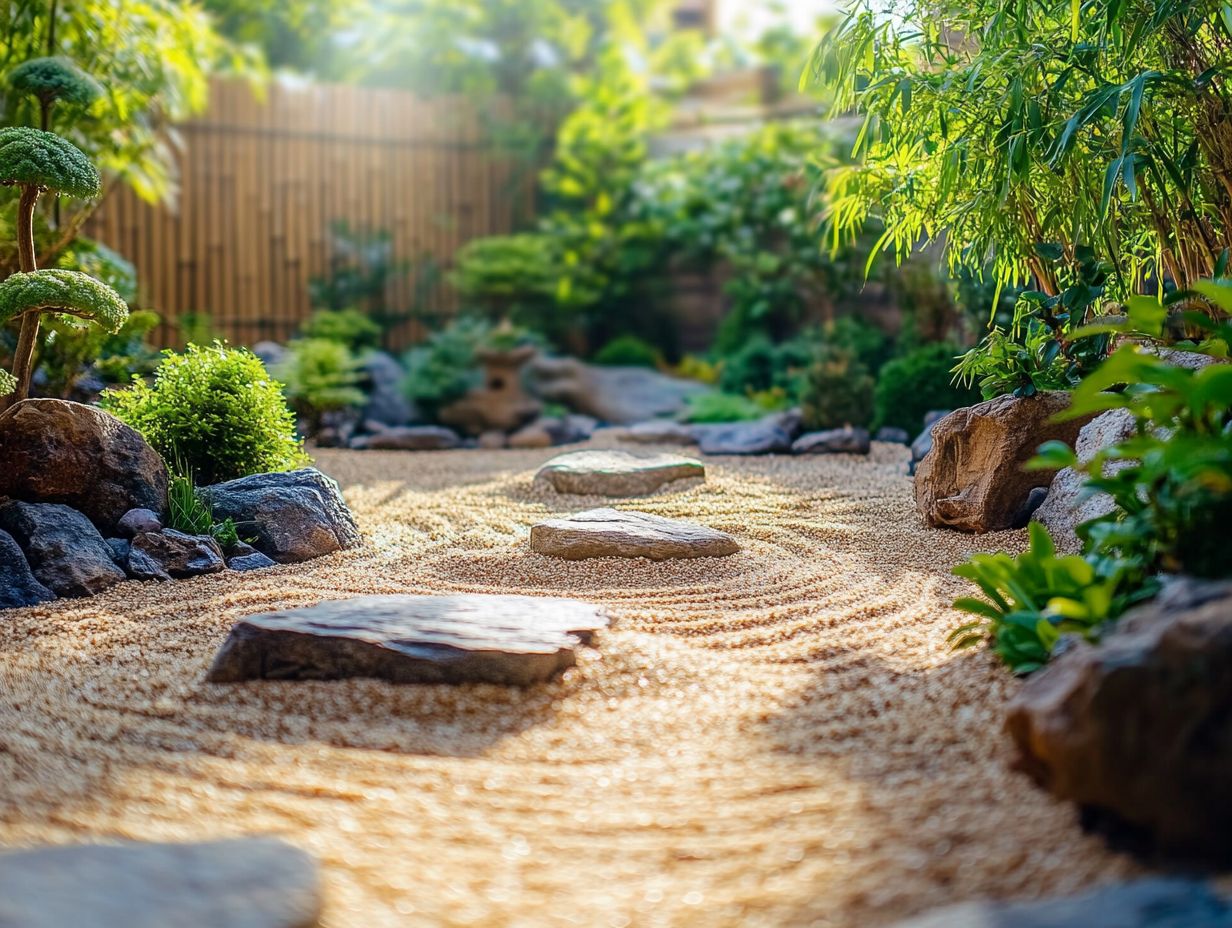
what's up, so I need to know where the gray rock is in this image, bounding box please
[353,425,460,451]
[477,429,509,449]
[1032,409,1137,549]
[528,356,708,424]
[534,450,705,497]
[105,537,131,568]
[1011,486,1050,529]
[313,408,359,449]
[923,409,951,428]
[129,529,226,581]
[207,593,609,687]
[792,427,871,455]
[531,508,739,561]
[606,420,700,446]
[694,415,794,455]
[508,414,596,449]
[0,501,126,598]
[200,469,362,565]
[229,551,279,572]
[0,399,169,534]
[0,528,56,609]
[874,426,911,445]
[1006,578,1232,860]
[890,878,1229,928]
[358,350,416,428]
[251,341,287,369]
[0,837,321,928]
[116,508,163,538]
[909,426,935,476]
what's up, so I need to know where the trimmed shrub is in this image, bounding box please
[594,334,660,368]
[298,308,382,350]
[276,338,366,428]
[718,333,812,398]
[402,317,489,420]
[103,343,308,485]
[679,392,765,423]
[800,344,874,430]
[872,343,980,434]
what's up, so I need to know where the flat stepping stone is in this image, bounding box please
[533,449,704,497]
[207,594,609,687]
[0,838,321,928]
[531,508,740,561]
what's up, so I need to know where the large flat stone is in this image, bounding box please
[531,508,739,561]
[207,594,610,687]
[0,837,321,928]
[534,450,704,497]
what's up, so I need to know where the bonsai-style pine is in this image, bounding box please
[0,125,120,401]
[7,57,102,131]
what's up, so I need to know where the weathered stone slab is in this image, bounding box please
[891,878,1229,928]
[207,593,609,686]
[0,838,321,928]
[531,508,739,561]
[606,420,699,446]
[692,410,801,455]
[534,449,704,497]
[792,427,871,455]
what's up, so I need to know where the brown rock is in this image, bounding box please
[1005,578,1232,860]
[0,399,169,534]
[207,593,609,686]
[128,529,227,581]
[531,508,740,561]
[534,450,704,497]
[914,392,1091,533]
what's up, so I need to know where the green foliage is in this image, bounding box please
[0,126,100,198]
[276,338,366,425]
[809,0,1232,299]
[402,317,490,420]
[102,343,307,485]
[451,233,561,330]
[800,343,874,430]
[873,343,980,434]
[298,308,382,351]
[38,309,161,397]
[167,464,243,551]
[0,269,127,329]
[593,334,660,368]
[717,333,812,398]
[679,391,765,424]
[55,237,138,303]
[950,524,1157,673]
[0,367,15,396]
[7,56,102,108]
[826,315,893,374]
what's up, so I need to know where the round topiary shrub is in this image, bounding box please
[872,343,981,435]
[102,343,308,485]
[594,334,661,368]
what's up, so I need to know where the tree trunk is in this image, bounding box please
[7,185,43,406]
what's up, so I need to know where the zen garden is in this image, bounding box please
[1,0,1232,925]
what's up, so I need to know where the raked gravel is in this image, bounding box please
[0,440,1141,927]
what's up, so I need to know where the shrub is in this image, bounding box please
[298,309,382,351]
[718,333,812,398]
[451,234,560,331]
[102,343,308,485]
[402,317,489,420]
[827,315,893,374]
[679,392,765,423]
[39,308,162,396]
[800,344,874,430]
[276,338,366,429]
[594,335,660,368]
[872,343,980,434]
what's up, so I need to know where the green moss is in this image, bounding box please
[8,57,102,107]
[0,126,100,198]
[0,269,127,331]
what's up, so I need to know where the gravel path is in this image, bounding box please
[0,441,1138,926]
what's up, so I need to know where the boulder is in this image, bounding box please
[914,392,1092,533]
[351,425,460,451]
[1032,409,1137,548]
[693,411,801,456]
[358,350,416,428]
[792,427,871,455]
[105,537,131,568]
[528,356,708,424]
[200,469,362,565]
[207,593,609,687]
[1006,578,1232,860]
[534,450,704,497]
[606,420,699,446]
[0,501,126,598]
[874,426,910,445]
[531,509,739,561]
[908,426,934,476]
[116,508,163,539]
[1012,486,1050,529]
[0,528,56,609]
[0,399,169,534]
[0,837,321,928]
[890,878,1229,928]
[128,529,227,581]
